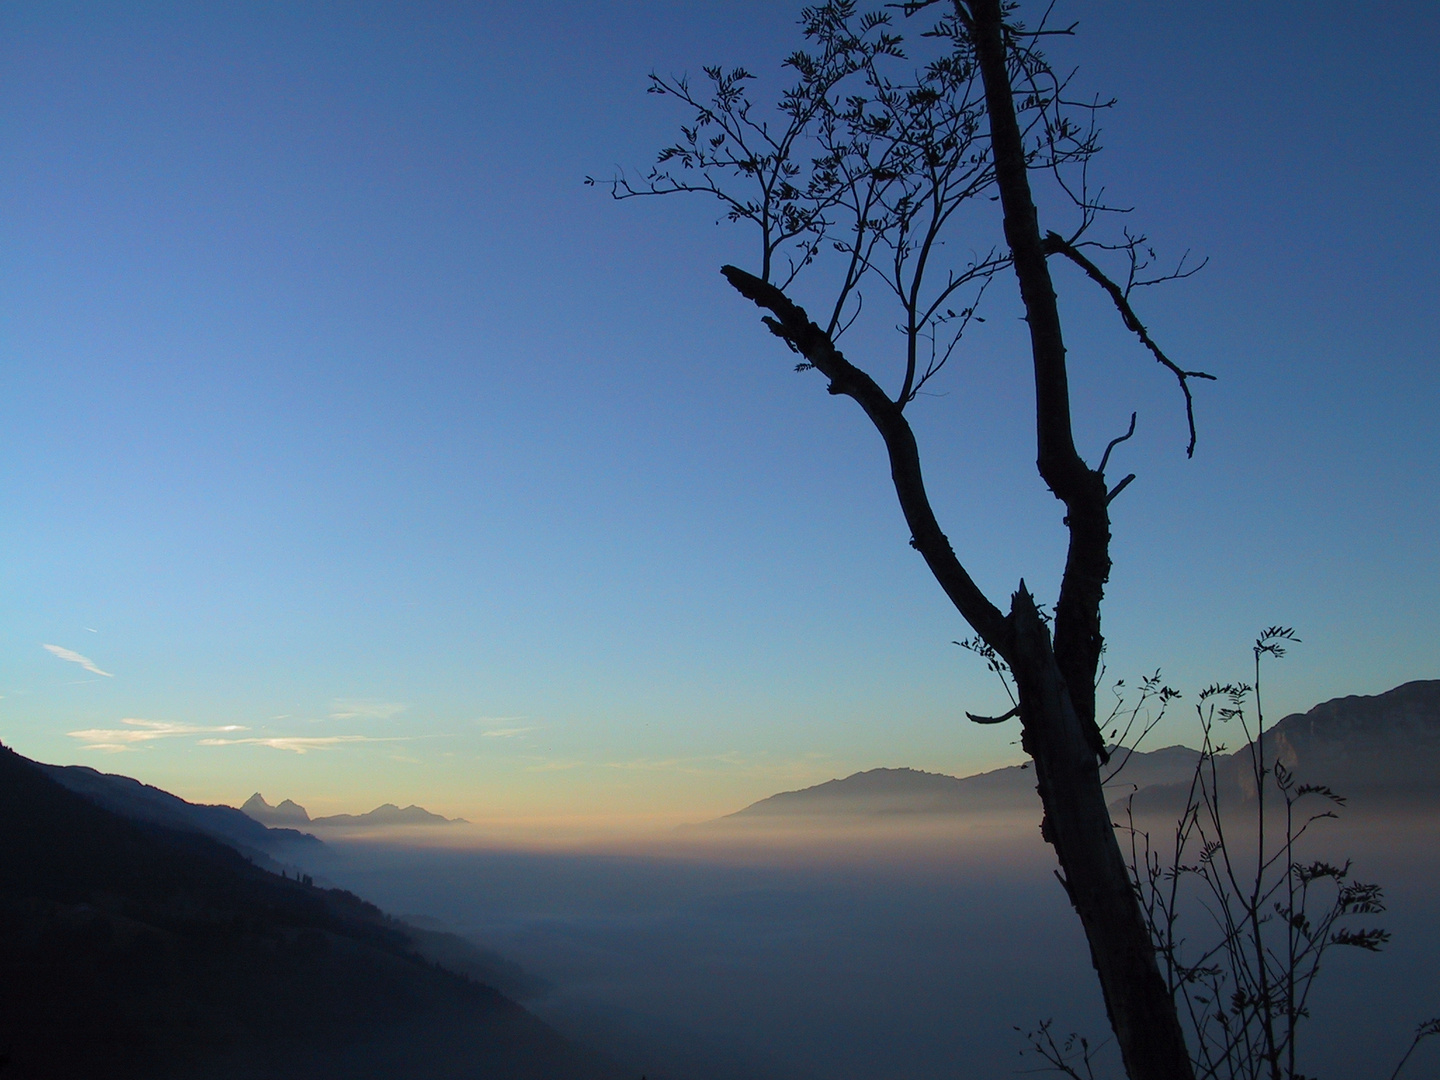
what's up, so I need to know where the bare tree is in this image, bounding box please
[599,3,1213,1077]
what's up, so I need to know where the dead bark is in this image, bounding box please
[723,257,1196,1080]
[962,2,1197,1076]
[1009,589,1195,1080]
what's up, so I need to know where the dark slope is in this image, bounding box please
[398,917,551,1002]
[38,761,321,864]
[0,743,626,1080]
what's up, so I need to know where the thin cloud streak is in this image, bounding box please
[328,700,406,720]
[43,644,113,677]
[69,718,247,752]
[481,726,535,738]
[198,735,408,754]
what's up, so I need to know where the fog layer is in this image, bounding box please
[300,813,1439,1080]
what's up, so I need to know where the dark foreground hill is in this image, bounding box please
[37,761,322,867]
[0,742,626,1080]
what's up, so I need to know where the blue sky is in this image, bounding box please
[1,1,1436,823]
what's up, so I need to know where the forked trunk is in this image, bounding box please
[1009,590,1195,1080]
[959,0,1200,1072]
[716,4,1203,1072]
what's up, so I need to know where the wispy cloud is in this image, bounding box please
[198,734,406,754]
[43,644,113,677]
[69,718,246,753]
[481,726,535,738]
[328,700,406,720]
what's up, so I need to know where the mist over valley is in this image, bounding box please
[6,683,1437,1079]
[4,3,1437,1074]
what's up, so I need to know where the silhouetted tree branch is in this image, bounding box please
[605,3,1212,1077]
[1043,232,1215,457]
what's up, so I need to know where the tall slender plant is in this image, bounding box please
[1020,631,1440,1080]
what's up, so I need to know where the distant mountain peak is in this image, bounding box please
[240,794,464,827]
[724,765,1002,819]
[713,681,1440,829]
[715,750,1205,824]
[241,792,311,826]
[313,803,465,827]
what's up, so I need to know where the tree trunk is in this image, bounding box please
[720,5,1201,1070]
[720,260,1198,1080]
[961,3,1199,1076]
[1009,589,1196,1080]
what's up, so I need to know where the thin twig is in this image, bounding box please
[1044,231,1216,457]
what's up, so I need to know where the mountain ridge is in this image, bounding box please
[39,761,323,867]
[0,740,623,1080]
[711,680,1440,824]
[1122,678,1440,816]
[242,792,465,827]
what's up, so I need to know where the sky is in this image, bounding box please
[1,1,1437,825]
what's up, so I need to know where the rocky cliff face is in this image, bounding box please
[1129,680,1440,815]
[1261,680,1440,795]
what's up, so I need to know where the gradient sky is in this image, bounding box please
[2,1,1436,825]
